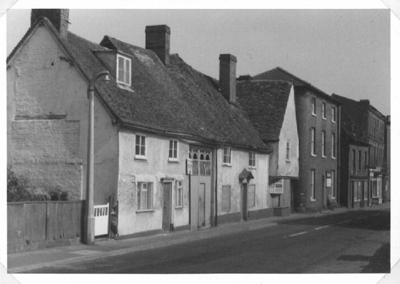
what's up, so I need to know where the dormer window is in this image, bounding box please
[117,54,131,87]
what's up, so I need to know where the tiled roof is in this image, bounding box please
[254,67,340,105]
[236,80,293,141]
[331,94,369,144]
[8,17,270,152]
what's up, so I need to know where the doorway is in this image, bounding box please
[198,183,206,228]
[241,183,248,221]
[162,181,173,231]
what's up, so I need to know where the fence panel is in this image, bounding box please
[24,203,46,242]
[7,203,25,245]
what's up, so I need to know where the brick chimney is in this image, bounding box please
[31,9,69,39]
[219,54,237,103]
[145,25,170,65]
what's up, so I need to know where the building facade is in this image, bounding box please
[254,68,340,212]
[7,9,273,239]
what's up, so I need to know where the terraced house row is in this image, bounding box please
[7,9,390,243]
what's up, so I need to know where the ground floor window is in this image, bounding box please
[137,182,153,210]
[310,170,316,200]
[364,181,368,200]
[175,181,183,208]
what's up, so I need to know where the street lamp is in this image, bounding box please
[85,70,110,245]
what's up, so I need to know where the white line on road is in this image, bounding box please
[314,225,331,230]
[288,231,308,237]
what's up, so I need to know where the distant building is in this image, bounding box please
[383,115,390,202]
[237,79,299,216]
[254,67,341,212]
[332,94,387,206]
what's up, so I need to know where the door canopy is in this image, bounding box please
[239,168,254,184]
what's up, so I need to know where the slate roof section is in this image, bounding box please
[253,67,340,105]
[236,80,293,142]
[331,94,369,145]
[8,17,270,152]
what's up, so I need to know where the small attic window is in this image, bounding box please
[117,54,131,87]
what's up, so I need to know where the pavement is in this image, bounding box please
[6,203,390,273]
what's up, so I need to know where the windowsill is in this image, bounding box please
[331,197,336,200]
[222,163,232,167]
[175,206,183,209]
[168,158,179,163]
[286,160,291,163]
[332,121,337,124]
[311,154,317,157]
[135,155,147,161]
[312,113,317,117]
[322,155,326,159]
[310,197,316,202]
[136,209,154,213]
[331,157,337,160]
[322,117,326,120]
[248,166,257,170]
[117,83,134,92]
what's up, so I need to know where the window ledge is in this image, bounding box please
[168,158,179,163]
[136,209,155,213]
[322,117,327,120]
[311,154,317,157]
[117,83,134,92]
[331,157,337,160]
[322,155,326,159]
[222,163,232,167]
[312,113,317,117]
[175,206,183,209]
[135,155,147,161]
[286,160,291,163]
[248,166,257,170]
[310,198,316,202]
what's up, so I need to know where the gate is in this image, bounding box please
[94,203,109,236]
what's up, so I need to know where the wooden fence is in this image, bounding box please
[7,201,85,253]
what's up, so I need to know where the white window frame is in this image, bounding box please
[223,147,232,166]
[331,133,336,159]
[311,97,316,116]
[286,140,291,162]
[116,54,131,87]
[311,127,316,156]
[249,152,256,168]
[168,140,178,162]
[310,170,316,201]
[175,181,183,208]
[321,131,326,157]
[322,102,326,120]
[135,134,147,160]
[332,106,337,123]
[137,182,153,211]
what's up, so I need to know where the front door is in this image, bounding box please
[242,183,248,221]
[198,183,206,228]
[162,182,172,231]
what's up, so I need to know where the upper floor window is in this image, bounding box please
[168,140,178,161]
[331,133,336,159]
[322,102,326,119]
[135,134,146,159]
[286,140,291,161]
[352,149,356,171]
[321,131,326,157]
[311,127,316,156]
[332,106,337,123]
[249,152,256,167]
[359,150,362,170]
[311,97,316,116]
[117,54,131,87]
[223,147,232,165]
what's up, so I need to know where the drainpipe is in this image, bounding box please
[214,146,219,227]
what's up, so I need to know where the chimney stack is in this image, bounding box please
[219,54,237,103]
[145,25,171,65]
[31,9,69,39]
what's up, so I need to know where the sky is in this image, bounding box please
[5,5,391,116]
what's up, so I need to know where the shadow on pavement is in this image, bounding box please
[276,210,390,231]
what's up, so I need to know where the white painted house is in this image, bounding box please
[7,9,273,239]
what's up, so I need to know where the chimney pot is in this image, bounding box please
[145,25,171,65]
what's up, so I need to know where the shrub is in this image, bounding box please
[7,167,69,202]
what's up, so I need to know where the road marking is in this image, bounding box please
[288,231,308,237]
[314,225,330,230]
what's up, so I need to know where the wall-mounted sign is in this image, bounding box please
[269,179,284,194]
[326,178,332,187]
[186,159,193,175]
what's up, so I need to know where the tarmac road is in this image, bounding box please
[24,208,390,273]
